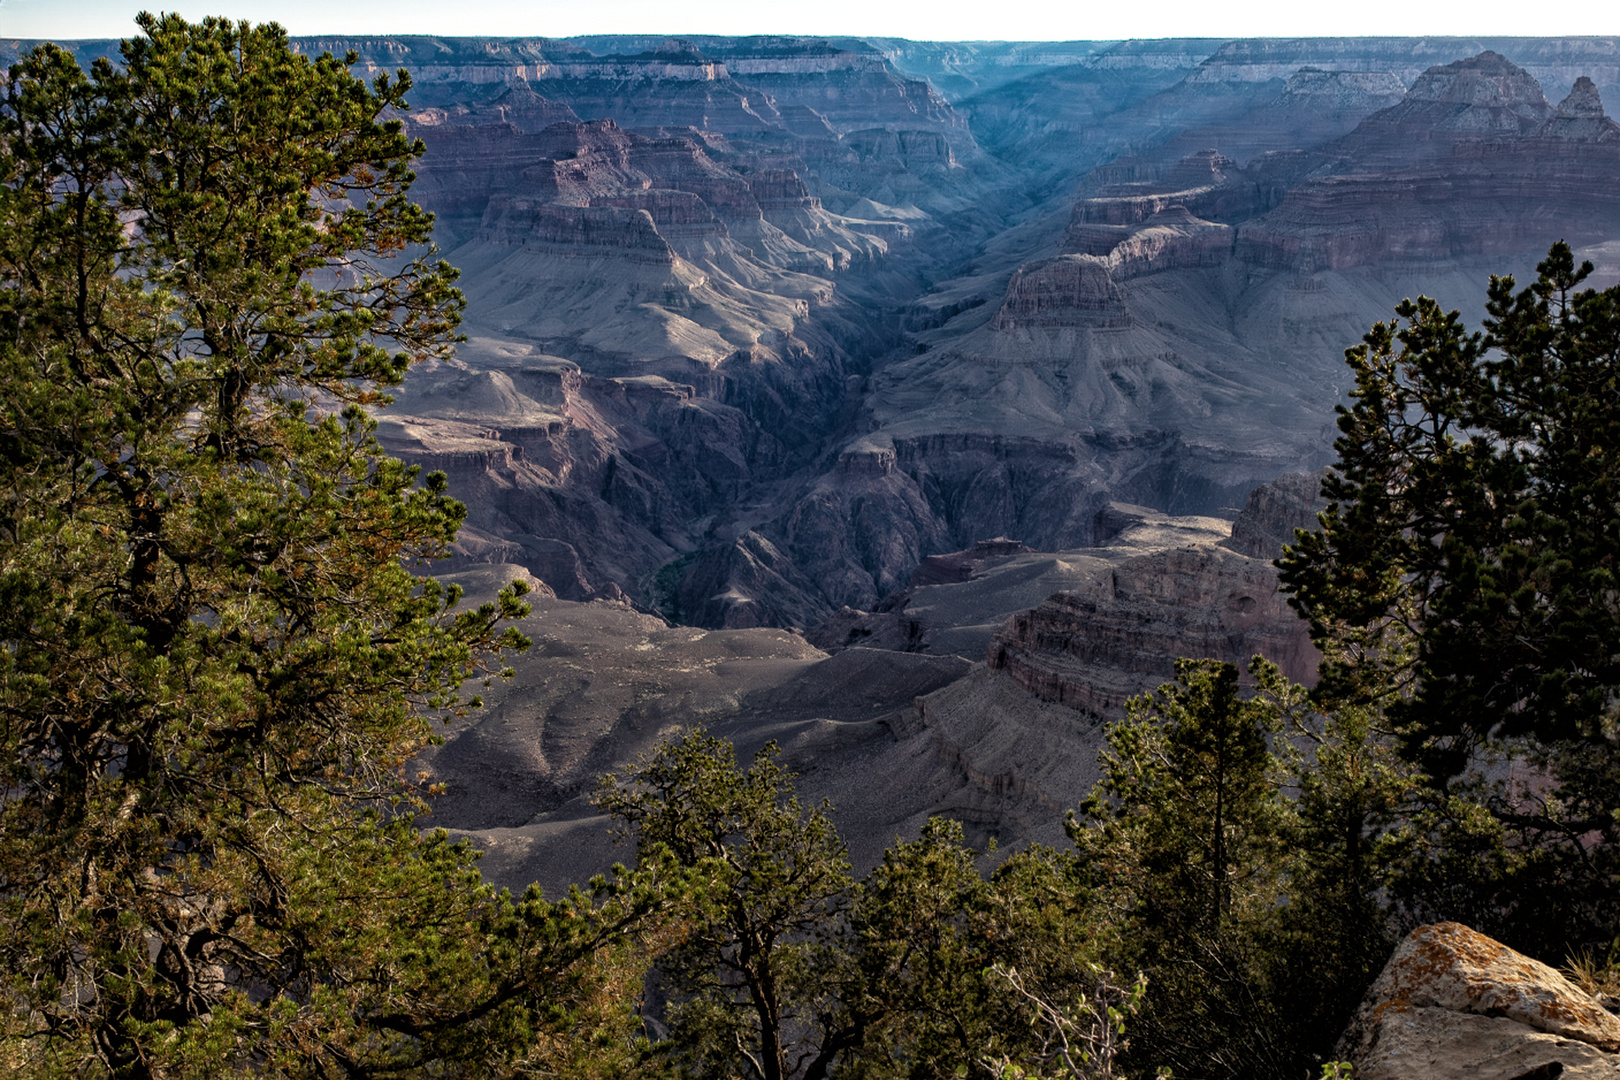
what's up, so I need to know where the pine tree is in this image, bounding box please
[1068,659,1293,1080]
[596,731,854,1080]
[1277,242,1620,956]
[0,17,675,1076]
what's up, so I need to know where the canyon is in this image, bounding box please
[339,35,1620,888]
[18,30,1620,887]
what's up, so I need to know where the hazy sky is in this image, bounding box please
[3,0,1618,42]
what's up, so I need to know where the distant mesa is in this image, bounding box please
[1237,51,1620,271]
[1359,49,1552,138]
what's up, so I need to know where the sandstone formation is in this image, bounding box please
[992,255,1132,330]
[986,541,1317,717]
[1224,468,1330,559]
[1540,77,1620,142]
[1340,922,1620,1080]
[1238,53,1620,272]
[808,495,1318,710]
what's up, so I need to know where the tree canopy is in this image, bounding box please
[1277,240,1620,958]
[1280,242,1620,770]
[0,16,682,1077]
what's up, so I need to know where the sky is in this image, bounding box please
[3,0,1619,43]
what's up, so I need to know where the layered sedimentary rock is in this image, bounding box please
[808,505,1229,656]
[1065,205,1232,279]
[1098,67,1409,176]
[479,201,676,259]
[1345,51,1553,151]
[426,497,1332,891]
[1540,76,1620,141]
[987,542,1316,718]
[1073,150,1264,226]
[992,255,1132,329]
[104,34,1607,627]
[1238,53,1620,272]
[1223,468,1330,559]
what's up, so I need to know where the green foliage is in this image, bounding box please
[0,16,677,1077]
[596,731,854,1080]
[1278,241,1620,957]
[1068,659,1293,1079]
[842,825,1104,1080]
[1255,665,1411,1077]
[1071,659,1290,938]
[1065,659,1415,1080]
[597,732,1114,1080]
[1279,240,1620,763]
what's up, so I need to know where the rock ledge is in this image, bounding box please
[1341,922,1620,1080]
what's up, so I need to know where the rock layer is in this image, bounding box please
[987,544,1316,717]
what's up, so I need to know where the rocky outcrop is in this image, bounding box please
[1276,67,1408,111]
[655,531,829,631]
[987,542,1317,718]
[1066,205,1232,280]
[479,200,677,262]
[747,169,822,210]
[842,128,959,169]
[1537,77,1620,141]
[1351,51,1553,145]
[1236,53,1620,271]
[1075,150,1265,226]
[1339,922,1620,1080]
[1237,143,1620,271]
[805,603,925,654]
[992,255,1131,330]
[1235,173,1453,271]
[1224,468,1330,559]
[699,39,965,136]
[910,538,1038,586]
[1071,180,1259,228]
[411,84,582,134]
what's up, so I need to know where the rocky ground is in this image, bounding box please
[1341,922,1620,1079]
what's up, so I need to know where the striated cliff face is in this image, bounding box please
[1224,469,1330,560]
[1065,205,1232,279]
[479,201,676,260]
[992,255,1131,329]
[987,544,1316,717]
[1235,53,1620,272]
[1350,51,1552,144]
[1539,76,1620,141]
[420,495,1328,891]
